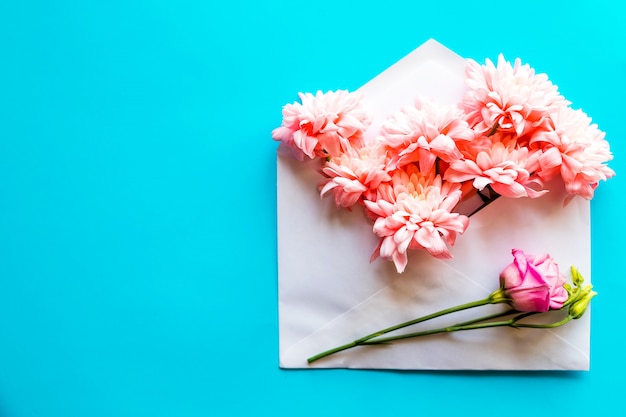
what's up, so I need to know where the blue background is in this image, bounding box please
[0,1,624,416]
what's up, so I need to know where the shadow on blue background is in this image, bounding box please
[0,1,624,416]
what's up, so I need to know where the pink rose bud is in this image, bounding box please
[499,249,569,312]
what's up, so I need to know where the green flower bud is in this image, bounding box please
[570,266,584,287]
[568,285,597,319]
[563,283,574,299]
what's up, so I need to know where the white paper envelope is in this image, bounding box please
[276,39,591,370]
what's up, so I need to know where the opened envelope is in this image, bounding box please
[276,39,596,370]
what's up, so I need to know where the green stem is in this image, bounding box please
[307,290,508,363]
[487,122,500,137]
[515,315,572,329]
[361,318,515,344]
[456,308,521,326]
[361,311,568,345]
[468,186,501,217]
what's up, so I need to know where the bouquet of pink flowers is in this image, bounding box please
[273,55,614,274]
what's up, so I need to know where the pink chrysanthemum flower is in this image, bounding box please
[272,90,371,160]
[364,165,469,273]
[532,107,615,201]
[320,143,393,209]
[378,99,474,172]
[463,55,566,137]
[445,140,547,198]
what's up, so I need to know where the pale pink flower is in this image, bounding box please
[500,249,568,312]
[463,55,566,137]
[272,90,371,160]
[379,99,474,172]
[364,165,469,273]
[445,140,547,198]
[320,143,393,209]
[532,107,615,201]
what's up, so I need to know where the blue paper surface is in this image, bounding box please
[0,1,624,416]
